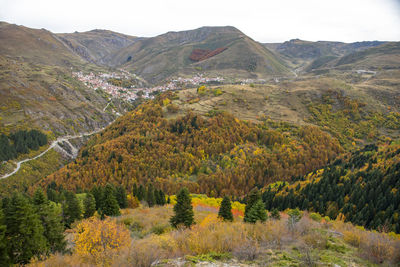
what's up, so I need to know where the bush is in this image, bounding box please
[150,224,170,235]
[232,238,260,261]
[360,232,395,264]
[166,104,179,113]
[343,230,361,247]
[309,212,322,222]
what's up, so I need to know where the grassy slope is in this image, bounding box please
[175,73,400,147]
[32,202,400,266]
[0,22,126,136]
[105,26,290,83]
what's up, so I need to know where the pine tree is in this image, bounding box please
[218,196,233,221]
[159,190,166,206]
[146,184,155,207]
[115,185,128,209]
[137,184,146,201]
[132,183,138,197]
[246,199,267,223]
[167,196,171,204]
[83,193,96,218]
[170,188,194,228]
[0,207,9,265]
[91,185,104,210]
[62,191,81,227]
[33,189,66,254]
[5,193,47,264]
[101,184,120,217]
[244,188,262,222]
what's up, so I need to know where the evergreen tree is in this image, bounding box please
[159,189,166,206]
[91,185,104,210]
[137,184,146,201]
[244,188,262,222]
[218,196,233,221]
[146,184,155,207]
[0,208,9,265]
[270,208,281,220]
[115,185,128,209]
[170,188,194,228]
[83,193,96,218]
[167,196,171,204]
[62,191,81,227]
[245,199,267,223]
[132,183,138,197]
[100,184,120,217]
[5,193,47,264]
[33,189,66,254]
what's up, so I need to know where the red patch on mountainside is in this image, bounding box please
[189,47,228,62]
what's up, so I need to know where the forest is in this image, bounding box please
[262,142,400,233]
[37,93,343,197]
[0,129,47,161]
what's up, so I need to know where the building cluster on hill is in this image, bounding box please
[73,71,225,102]
[72,71,138,101]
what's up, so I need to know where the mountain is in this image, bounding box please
[264,39,386,70]
[103,26,291,83]
[57,29,139,64]
[0,22,124,136]
[315,42,400,71]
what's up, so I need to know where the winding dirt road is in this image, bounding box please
[0,125,110,180]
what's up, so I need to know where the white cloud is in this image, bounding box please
[0,0,399,42]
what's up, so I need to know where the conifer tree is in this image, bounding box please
[246,199,267,223]
[270,208,281,220]
[5,193,47,264]
[137,184,146,201]
[218,196,233,221]
[115,185,128,209]
[62,191,81,227]
[132,183,138,197]
[170,188,194,228]
[244,188,262,222]
[33,188,66,254]
[91,185,104,210]
[83,193,96,218]
[100,184,120,217]
[146,184,155,207]
[159,189,166,206]
[0,207,9,265]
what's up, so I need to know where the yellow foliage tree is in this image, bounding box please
[74,217,131,265]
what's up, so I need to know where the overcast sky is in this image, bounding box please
[0,0,399,43]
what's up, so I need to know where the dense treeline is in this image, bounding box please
[39,94,342,197]
[263,142,400,233]
[0,180,159,265]
[0,129,47,161]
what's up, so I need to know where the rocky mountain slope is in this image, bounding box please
[57,29,140,64]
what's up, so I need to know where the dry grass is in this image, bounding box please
[30,208,400,267]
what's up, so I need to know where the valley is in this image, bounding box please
[0,20,399,266]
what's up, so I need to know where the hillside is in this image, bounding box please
[0,22,126,136]
[263,141,400,234]
[103,26,291,83]
[37,95,343,197]
[264,38,386,70]
[305,42,400,73]
[57,29,139,64]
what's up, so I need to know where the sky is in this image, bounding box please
[0,0,399,43]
